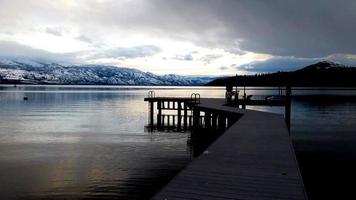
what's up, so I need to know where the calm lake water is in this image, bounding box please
[0,85,356,200]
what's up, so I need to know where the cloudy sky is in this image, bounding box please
[0,0,355,75]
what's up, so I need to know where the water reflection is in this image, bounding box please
[1,85,356,199]
[0,85,225,199]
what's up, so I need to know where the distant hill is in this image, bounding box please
[0,58,215,86]
[207,61,356,87]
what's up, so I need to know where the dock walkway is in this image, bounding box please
[152,98,306,200]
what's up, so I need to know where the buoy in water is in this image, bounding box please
[23,96,28,100]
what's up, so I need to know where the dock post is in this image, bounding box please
[183,103,188,129]
[157,101,162,127]
[226,85,233,104]
[172,115,175,128]
[212,113,217,130]
[285,85,292,131]
[242,85,246,109]
[205,112,211,128]
[177,102,182,130]
[242,92,246,109]
[149,101,154,127]
[235,92,239,108]
[193,107,200,129]
[218,116,226,131]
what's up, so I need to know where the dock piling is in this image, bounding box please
[218,116,226,131]
[149,101,154,126]
[285,85,292,131]
[204,112,211,128]
[193,107,200,129]
[212,113,217,130]
[183,103,188,129]
[177,102,182,130]
[157,101,162,127]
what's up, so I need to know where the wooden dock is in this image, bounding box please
[151,98,307,200]
[144,96,197,130]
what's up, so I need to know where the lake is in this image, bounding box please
[0,85,356,199]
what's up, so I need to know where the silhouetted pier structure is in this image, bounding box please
[226,85,292,129]
[144,92,239,132]
[146,90,306,200]
[144,95,194,131]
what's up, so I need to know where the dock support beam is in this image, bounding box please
[177,102,182,130]
[205,112,211,128]
[218,116,226,131]
[212,113,217,130]
[157,101,162,127]
[285,85,292,131]
[193,107,200,129]
[150,101,154,126]
[183,103,188,129]
[242,86,246,109]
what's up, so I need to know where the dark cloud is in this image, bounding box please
[237,57,321,73]
[230,54,356,73]
[2,0,356,59]
[326,54,356,67]
[237,54,356,73]
[229,0,356,57]
[90,0,356,57]
[1,0,356,73]
[0,40,78,63]
[0,41,162,64]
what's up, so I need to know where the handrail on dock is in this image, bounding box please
[148,90,155,98]
[190,93,200,103]
[144,95,201,131]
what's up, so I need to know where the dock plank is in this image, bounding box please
[152,98,306,200]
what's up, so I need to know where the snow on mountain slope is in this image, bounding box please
[0,58,214,85]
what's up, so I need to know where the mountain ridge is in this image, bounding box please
[207,61,356,87]
[0,58,215,86]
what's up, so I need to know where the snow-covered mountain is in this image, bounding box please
[0,58,215,85]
